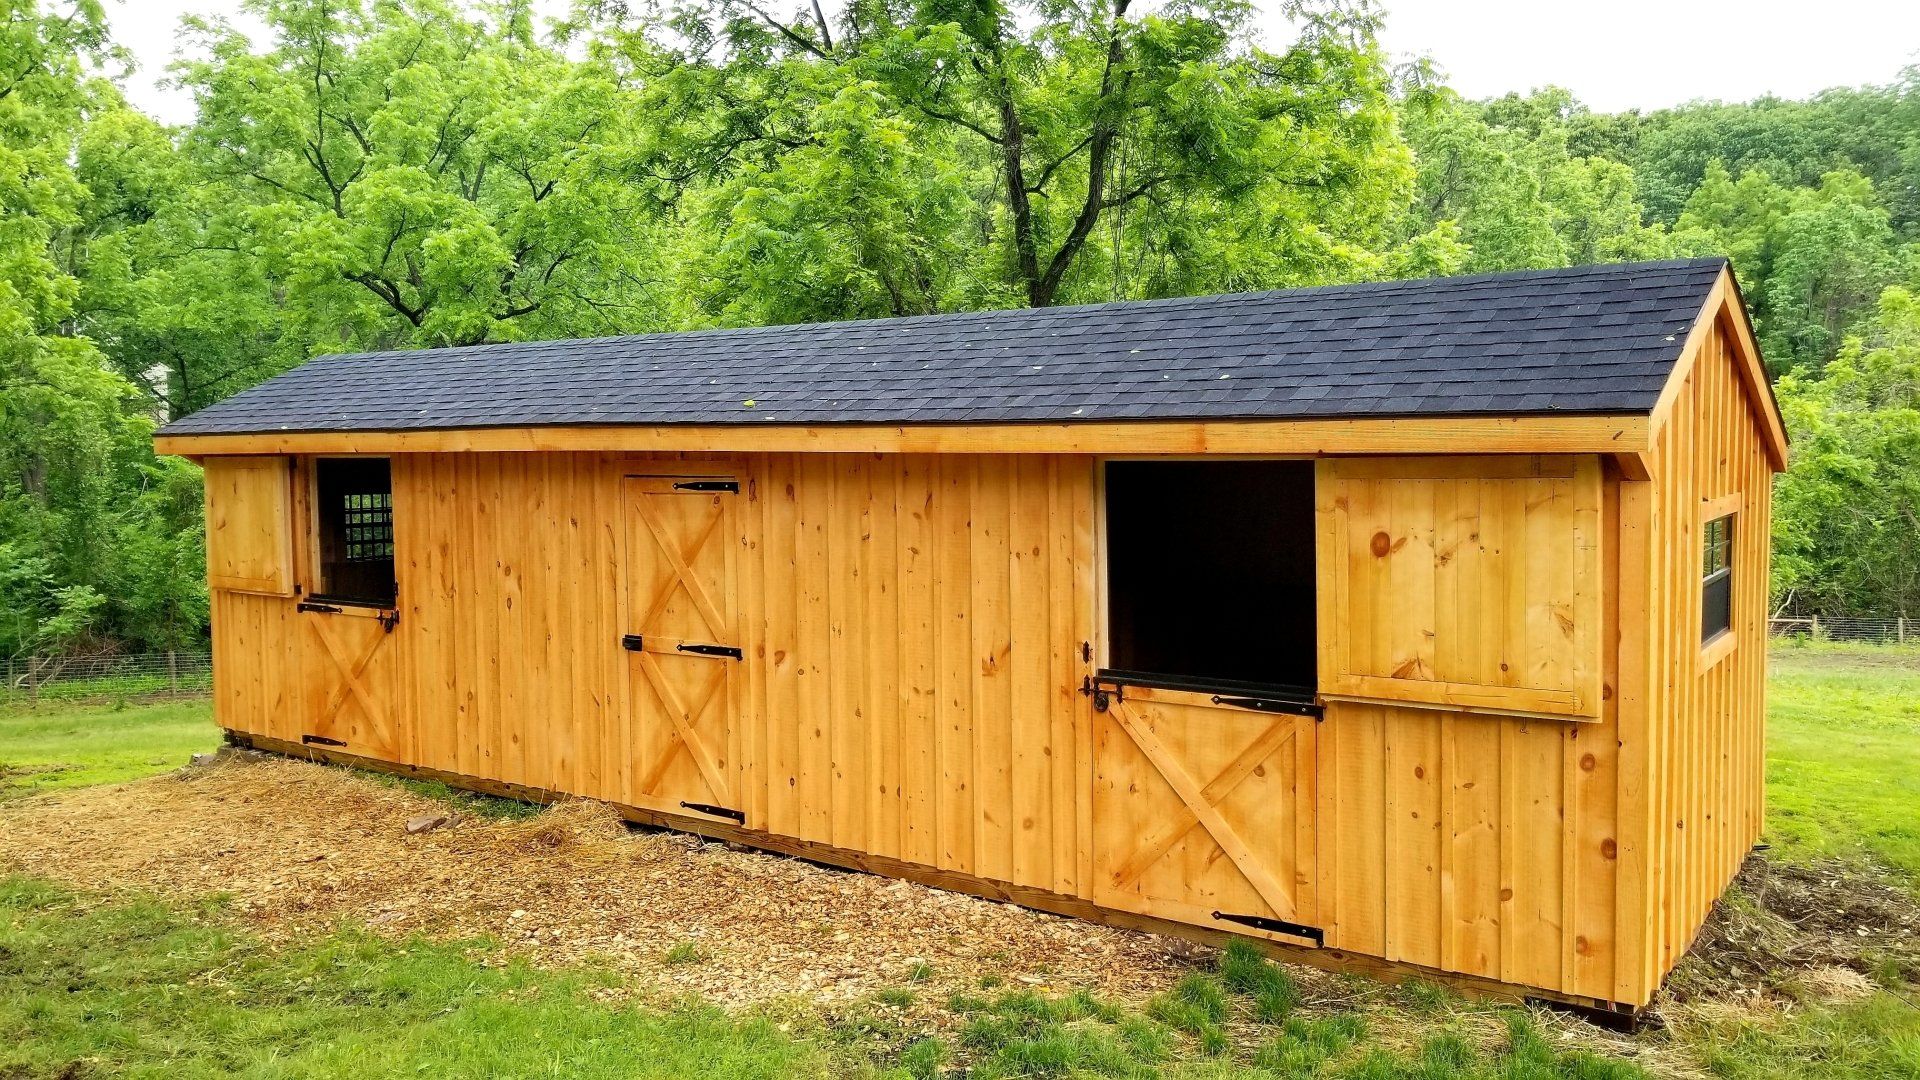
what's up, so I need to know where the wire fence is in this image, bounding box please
[2,651,213,704]
[0,616,1910,704]
[1768,615,1918,645]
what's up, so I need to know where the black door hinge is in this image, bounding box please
[297,602,343,615]
[680,801,746,823]
[1210,694,1323,719]
[677,641,743,660]
[673,480,739,493]
[1212,911,1324,944]
[378,609,400,633]
[621,634,645,651]
[301,733,348,748]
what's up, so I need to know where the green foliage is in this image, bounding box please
[4,0,1920,643]
[1772,288,1920,615]
[594,0,1423,321]
[1395,88,1677,274]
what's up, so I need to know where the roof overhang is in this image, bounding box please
[1648,265,1790,473]
[154,413,1651,461]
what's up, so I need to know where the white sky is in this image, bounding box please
[109,0,1920,128]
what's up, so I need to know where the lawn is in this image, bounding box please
[1,649,1917,1078]
[0,698,218,799]
[1765,643,1920,882]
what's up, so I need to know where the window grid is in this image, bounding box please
[1702,513,1734,643]
[341,492,394,563]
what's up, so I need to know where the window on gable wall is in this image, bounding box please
[1702,513,1734,643]
[312,457,396,608]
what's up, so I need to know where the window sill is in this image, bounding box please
[1699,628,1738,673]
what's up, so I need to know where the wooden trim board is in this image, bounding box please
[156,415,1650,459]
[226,728,1646,1019]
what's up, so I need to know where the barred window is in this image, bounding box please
[314,458,396,607]
[1702,514,1734,643]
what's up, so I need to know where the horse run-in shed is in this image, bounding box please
[155,257,1787,1021]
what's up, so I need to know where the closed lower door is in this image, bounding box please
[621,474,743,823]
[299,606,402,760]
[1091,684,1320,944]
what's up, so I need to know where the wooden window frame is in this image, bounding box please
[1698,493,1743,672]
[301,455,399,611]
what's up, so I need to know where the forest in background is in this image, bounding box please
[3,0,1918,658]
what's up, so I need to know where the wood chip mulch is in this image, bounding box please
[0,754,1197,1009]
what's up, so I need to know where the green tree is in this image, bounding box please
[1676,166,1905,371]
[1397,89,1673,274]
[173,0,667,351]
[1773,286,1920,616]
[592,0,1426,322]
[0,1,208,658]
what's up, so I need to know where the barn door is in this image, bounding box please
[621,474,743,824]
[1092,684,1320,944]
[299,605,402,760]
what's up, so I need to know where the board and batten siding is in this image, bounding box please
[1312,454,1622,1004]
[1619,315,1772,1001]
[201,422,1767,1008]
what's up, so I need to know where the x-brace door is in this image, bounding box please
[301,606,401,760]
[1091,684,1319,943]
[621,474,742,822]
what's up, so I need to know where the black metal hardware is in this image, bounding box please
[1211,911,1324,945]
[1092,670,1322,718]
[622,634,646,651]
[1080,641,1093,663]
[677,641,744,660]
[1210,694,1323,719]
[680,801,746,823]
[297,602,344,615]
[672,480,740,493]
[378,609,400,633]
[301,733,348,748]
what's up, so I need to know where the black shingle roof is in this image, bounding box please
[158,258,1727,436]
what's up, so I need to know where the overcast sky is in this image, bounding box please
[108,0,1920,128]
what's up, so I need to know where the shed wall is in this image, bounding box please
[1628,317,1772,993]
[201,441,1763,1009]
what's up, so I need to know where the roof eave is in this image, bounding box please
[155,413,1652,460]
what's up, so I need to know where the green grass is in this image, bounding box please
[1765,645,1920,883]
[0,876,836,1079]
[0,698,218,799]
[3,649,1919,1077]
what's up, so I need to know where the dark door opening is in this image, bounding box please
[1103,460,1317,695]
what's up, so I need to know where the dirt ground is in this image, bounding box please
[0,752,1207,1010]
[2,749,1910,1054]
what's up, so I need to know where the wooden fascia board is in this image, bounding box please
[1646,267,1790,473]
[154,414,1650,459]
[1716,277,1791,472]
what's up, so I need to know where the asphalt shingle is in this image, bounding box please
[158,258,1727,436]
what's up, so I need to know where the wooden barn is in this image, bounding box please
[155,257,1786,1020]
